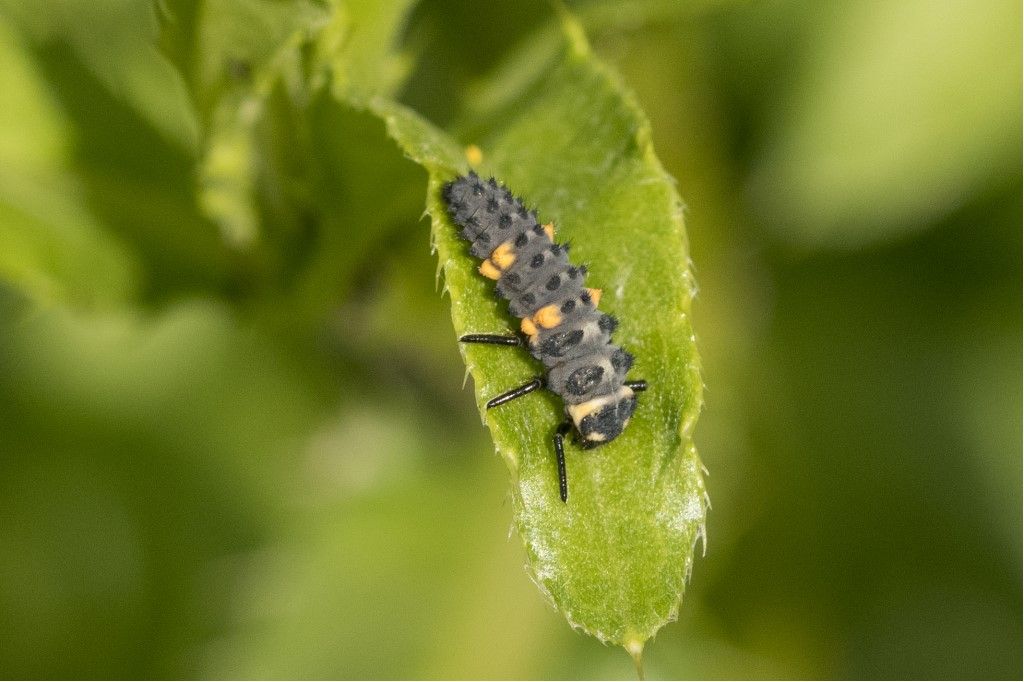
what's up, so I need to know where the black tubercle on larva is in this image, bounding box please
[611,348,634,372]
[442,172,641,451]
[566,365,604,396]
[539,328,585,358]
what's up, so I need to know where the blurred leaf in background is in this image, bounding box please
[0,0,1019,679]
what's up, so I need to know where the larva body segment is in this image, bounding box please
[443,172,642,462]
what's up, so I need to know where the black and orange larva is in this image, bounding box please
[443,171,647,502]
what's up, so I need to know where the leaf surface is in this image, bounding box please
[377,14,706,650]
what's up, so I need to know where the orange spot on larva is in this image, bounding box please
[479,260,501,280]
[520,317,538,337]
[534,304,562,329]
[543,222,555,240]
[490,241,516,270]
[587,288,602,306]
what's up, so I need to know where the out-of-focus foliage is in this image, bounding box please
[0,0,1019,679]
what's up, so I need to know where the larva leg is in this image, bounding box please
[553,421,573,503]
[485,377,543,409]
[625,379,648,392]
[460,333,522,347]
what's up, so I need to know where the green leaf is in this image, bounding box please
[375,14,706,652]
[162,0,425,330]
[3,0,235,299]
[321,0,418,104]
[182,0,416,253]
[0,20,138,307]
[0,0,200,150]
[184,0,328,249]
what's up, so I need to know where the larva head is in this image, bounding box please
[566,385,638,447]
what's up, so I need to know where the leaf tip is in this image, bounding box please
[625,638,645,680]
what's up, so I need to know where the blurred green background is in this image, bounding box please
[0,0,1019,678]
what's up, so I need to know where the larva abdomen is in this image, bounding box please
[443,171,642,460]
